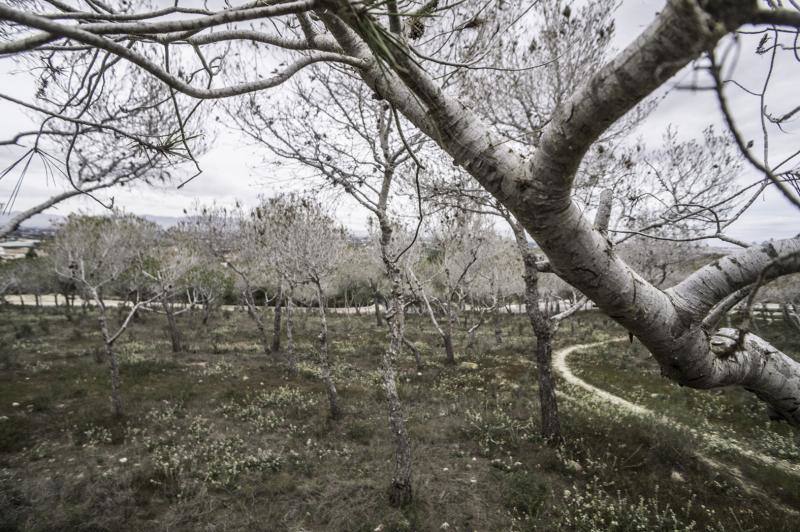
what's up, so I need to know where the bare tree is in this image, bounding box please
[184,254,233,327]
[408,208,488,365]
[463,232,522,350]
[185,203,278,358]
[51,213,160,417]
[262,194,347,420]
[10,254,56,309]
[141,227,200,353]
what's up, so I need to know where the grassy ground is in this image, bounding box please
[568,316,800,512]
[0,305,797,531]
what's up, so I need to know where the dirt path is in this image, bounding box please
[554,338,799,514]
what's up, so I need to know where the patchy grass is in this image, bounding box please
[0,305,796,530]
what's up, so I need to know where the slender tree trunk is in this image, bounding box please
[314,281,341,419]
[466,310,488,352]
[244,291,271,357]
[403,337,423,372]
[285,290,297,374]
[378,219,413,506]
[272,287,283,353]
[534,326,560,442]
[98,310,123,417]
[383,288,413,506]
[511,219,562,444]
[523,267,562,443]
[162,298,183,353]
[107,340,123,417]
[493,305,503,345]
[443,332,455,365]
[466,328,476,352]
[443,308,456,365]
[202,300,211,326]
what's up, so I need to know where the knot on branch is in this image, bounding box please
[709,329,742,359]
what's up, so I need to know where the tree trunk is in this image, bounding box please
[467,326,477,352]
[285,291,297,374]
[202,300,211,326]
[244,291,271,357]
[383,290,413,506]
[493,306,503,345]
[403,337,423,372]
[97,310,123,417]
[314,281,341,419]
[534,327,561,443]
[106,340,123,418]
[443,332,455,365]
[513,221,562,444]
[379,219,413,506]
[162,299,183,353]
[272,287,283,353]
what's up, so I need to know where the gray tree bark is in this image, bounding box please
[285,289,297,374]
[378,218,413,507]
[272,286,283,353]
[313,279,341,419]
[162,298,183,353]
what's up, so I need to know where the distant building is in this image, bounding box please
[0,239,41,261]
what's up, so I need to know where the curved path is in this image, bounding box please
[553,338,800,514]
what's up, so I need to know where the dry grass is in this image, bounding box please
[0,305,797,531]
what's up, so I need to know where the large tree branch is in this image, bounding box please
[0,2,315,44]
[670,239,800,320]
[0,8,366,99]
[0,184,105,239]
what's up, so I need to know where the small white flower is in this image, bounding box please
[440,523,450,530]
[11,402,20,407]
[469,477,477,484]
[442,467,449,472]
[118,457,128,464]
[242,376,249,381]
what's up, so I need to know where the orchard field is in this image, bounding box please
[1,305,798,531]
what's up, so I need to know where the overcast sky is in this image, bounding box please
[0,0,798,243]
